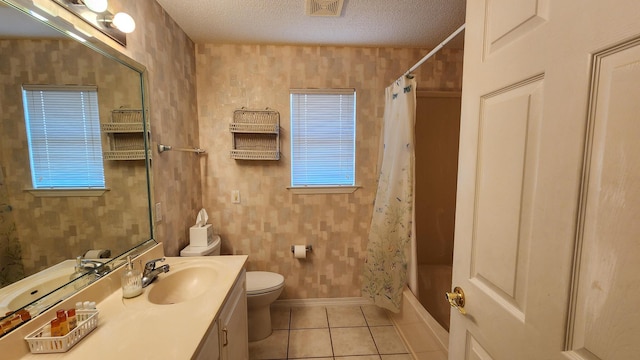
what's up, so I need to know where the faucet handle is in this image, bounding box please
[144,257,165,271]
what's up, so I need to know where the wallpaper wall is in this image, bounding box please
[24,0,464,299]
[113,0,201,255]
[195,44,463,298]
[0,38,148,281]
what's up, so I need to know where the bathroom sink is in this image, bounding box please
[6,274,72,310]
[147,266,218,305]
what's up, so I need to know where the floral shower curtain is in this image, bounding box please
[0,165,24,287]
[362,76,417,312]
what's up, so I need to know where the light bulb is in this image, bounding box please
[112,12,135,33]
[84,0,108,13]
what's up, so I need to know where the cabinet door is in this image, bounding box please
[193,321,220,360]
[220,270,248,360]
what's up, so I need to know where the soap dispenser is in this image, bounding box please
[121,255,143,298]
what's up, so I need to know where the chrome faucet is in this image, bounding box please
[72,256,110,279]
[142,257,170,288]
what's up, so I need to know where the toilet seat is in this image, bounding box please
[246,271,284,295]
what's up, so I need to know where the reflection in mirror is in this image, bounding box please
[0,0,154,334]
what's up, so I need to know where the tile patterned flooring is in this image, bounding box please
[249,304,414,360]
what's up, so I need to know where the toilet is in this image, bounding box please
[180,236,284,342]
[245,271,284,341]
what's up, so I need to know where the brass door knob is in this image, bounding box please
[445,286,466,315]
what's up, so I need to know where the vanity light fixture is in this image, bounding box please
[99,11,136,33]
[83,0,108,13]
[51,0,135,46]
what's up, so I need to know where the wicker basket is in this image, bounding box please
[230,108,280,160]
[111,109,143,123]
[25,309,99,354]
[102,109,149,160]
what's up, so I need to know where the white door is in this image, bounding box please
[450,1,640,359]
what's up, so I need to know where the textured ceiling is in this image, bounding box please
[155,0,467,48]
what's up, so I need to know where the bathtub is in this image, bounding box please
[387,267,451,359]
[417,264,452,331]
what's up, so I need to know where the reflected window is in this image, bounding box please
[21,85,105,189]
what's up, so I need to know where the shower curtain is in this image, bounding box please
[0,165,24,287]
[362,76,417,312]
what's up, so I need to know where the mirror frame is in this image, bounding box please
[0,0,156,329]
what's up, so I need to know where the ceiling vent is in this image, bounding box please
[306,0,344,17]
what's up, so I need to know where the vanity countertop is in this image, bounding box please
[0,244,248,359]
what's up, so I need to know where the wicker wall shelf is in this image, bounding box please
[103,150,151,161]
[102,109,149,161]
[230,108,280,160]
[101,122,144,133]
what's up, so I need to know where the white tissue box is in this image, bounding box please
[189,224,214,247]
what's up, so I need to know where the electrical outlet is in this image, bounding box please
[155,202,162,222]
[231,190,240,204]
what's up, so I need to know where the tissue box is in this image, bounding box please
[189,224,214,247]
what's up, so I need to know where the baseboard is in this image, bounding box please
[273,297,374,307]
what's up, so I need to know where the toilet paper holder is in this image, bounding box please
[290,245,313,253]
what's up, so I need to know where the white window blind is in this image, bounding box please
[22,85,105,189]
[290,89,356,187]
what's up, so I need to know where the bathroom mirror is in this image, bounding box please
[0,0,155,326]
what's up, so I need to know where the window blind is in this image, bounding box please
[290,89,356,187]
[22,85,105,189]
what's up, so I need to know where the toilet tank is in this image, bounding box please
[180,235,221,256]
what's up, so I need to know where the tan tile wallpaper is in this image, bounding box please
[107,0,202,255]
[13,0,201,262]
[23,0,464,299]
[0,39,149,276]
[195,44,463,298]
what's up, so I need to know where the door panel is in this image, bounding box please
[451,0,640,359]
[472,77,542,314]
[565,39,640,360]
[466,333,495,360]
[485,0,548,55]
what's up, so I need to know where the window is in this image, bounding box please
[290,89,356,190]
[22,85,105,190]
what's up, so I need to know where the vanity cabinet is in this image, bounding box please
[194,270,248,360]
[195,321,220,360]
[219,270,248,360]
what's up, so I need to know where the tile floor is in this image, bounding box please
[249,304,413,360]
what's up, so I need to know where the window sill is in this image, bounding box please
[287,186,360,195]
[25,188,110,197]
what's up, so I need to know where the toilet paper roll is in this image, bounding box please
[293,245,307,259]
[84,249,111,259]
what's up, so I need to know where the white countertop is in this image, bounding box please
[0,244,247,360]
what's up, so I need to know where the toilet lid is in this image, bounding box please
[246,271,284,295]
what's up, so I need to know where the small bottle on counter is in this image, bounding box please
[50,318,61,337]
[17,309,31,322]
[56,309,69,336]
[67,308,77,330]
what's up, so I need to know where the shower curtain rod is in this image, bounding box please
[397,24,466,82]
